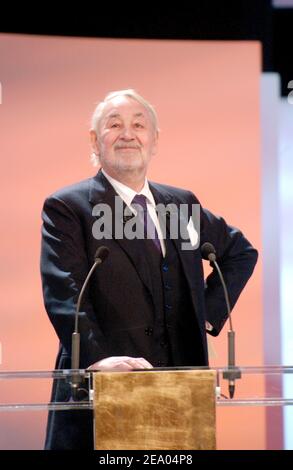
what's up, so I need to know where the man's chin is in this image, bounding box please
[117,158,146,172]
[118,163,144,173]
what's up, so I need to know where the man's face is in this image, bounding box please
[91,96,158,178]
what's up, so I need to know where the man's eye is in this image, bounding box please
[134,122,144,128]
[111,123,120,128]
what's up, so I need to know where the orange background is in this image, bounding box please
[0,35,262,449]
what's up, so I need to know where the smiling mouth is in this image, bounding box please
[116,146,139,150]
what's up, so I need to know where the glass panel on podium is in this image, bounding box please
[0,366,292,449]
[0,369,91,450]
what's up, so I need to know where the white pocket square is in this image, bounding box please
[186,217,199,247]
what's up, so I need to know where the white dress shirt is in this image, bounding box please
[102,169,166,256]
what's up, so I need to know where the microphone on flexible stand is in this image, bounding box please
[201,242,241,399]
[70,245,110,400]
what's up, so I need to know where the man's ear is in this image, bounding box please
[90,129,99,155]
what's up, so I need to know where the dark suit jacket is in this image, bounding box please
[40,170,258,448]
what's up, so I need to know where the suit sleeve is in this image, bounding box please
[40,195,110,368]
[199,203,258,336]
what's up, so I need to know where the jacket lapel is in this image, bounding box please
[150,182,202,296]
[89,171,153,295]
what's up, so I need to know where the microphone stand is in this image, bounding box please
[202,243,241,399]
[70,246,109,401]
[212,260,241,398]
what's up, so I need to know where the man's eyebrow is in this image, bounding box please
[106,112,146,119]
[106,113,121,119]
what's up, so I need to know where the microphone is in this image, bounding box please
[201,242,241,398]
[70,245,110,400]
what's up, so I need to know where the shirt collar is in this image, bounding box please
[101,169,156,208]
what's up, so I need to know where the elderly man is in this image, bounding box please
[41,89,258,449]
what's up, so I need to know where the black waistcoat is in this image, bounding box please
[143,236,206,367]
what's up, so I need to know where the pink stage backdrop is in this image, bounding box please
[0,35,261,449]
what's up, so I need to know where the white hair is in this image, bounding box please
[90,89,159,166]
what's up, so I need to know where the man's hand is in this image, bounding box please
[87,356,153,371]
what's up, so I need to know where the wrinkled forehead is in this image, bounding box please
[101,96,151,123]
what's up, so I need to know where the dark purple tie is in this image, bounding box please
[132,194,162,253]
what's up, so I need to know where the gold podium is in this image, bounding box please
[93,369,216,450]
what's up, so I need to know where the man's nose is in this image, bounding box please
[120,126,135,139]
